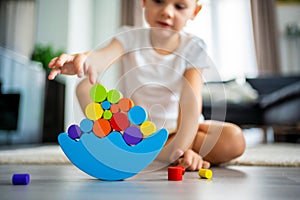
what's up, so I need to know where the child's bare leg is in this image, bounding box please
[192,120,245,164]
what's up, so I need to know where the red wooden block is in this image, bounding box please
[110,112,129,131]
[168,166,185,181]
[177,166,185,175]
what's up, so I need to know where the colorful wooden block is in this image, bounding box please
[110,104,120,113]
[103,110,113,120]
[90,84,107,103]
[93,118,111,138]
[118,98,134,112]
[177,165,185,175]
[101,100,111,110]
[140,121,156,137]
[198,169,213,179]
[12,174,30,185]
[123,126,143,146]
[85,102,103,120]
[67,124,82,139]
[168,166,185,181]
[110,112,129,131]
[80,119,94,133]
[128,106,147,125]
[107,89,122,104]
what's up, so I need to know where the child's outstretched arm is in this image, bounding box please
[158,68,205,169]
[48,39,124,111]
[48,39,124,85]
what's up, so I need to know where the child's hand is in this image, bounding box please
[48,53,97,84]
[177,149,210,171]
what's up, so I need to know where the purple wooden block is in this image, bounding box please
[67,124,82,140]
[123,126,143,146]
[12,174,30,185]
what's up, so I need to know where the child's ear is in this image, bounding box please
[191,5,202,20]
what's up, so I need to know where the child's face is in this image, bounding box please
[143,0,201,32]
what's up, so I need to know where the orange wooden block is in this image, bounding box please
[93,118,111,138]
[110,104,120,113]
[118,98,134,112]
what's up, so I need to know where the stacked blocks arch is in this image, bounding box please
[58,84,168,181]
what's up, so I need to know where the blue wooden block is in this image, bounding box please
[80,119,94,133]
[128,106,148,125]
[58,128,168,181]
[12,174,30,185]
[101,101,111,110]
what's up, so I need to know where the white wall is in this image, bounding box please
[276,3,300,75]
[36,0,122,130]
[36,0,69,51]
[93,0,122,46]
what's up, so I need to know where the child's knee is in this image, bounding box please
[224,124,245,158]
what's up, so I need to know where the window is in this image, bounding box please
[185,0,258,80]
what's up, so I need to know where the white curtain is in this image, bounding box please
[0,0,36,58]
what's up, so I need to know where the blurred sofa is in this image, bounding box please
[202,75,300,142]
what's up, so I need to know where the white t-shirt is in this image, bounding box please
[114,27,211,130]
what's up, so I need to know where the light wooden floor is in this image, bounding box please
[0,164,299,200]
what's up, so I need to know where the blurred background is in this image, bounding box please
[0,0,299,145]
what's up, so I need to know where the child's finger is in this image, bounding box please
[187,155,201,171]
[48,57,58,68]
[73,54,87,78]
[48,68,61,80]
[202,161,210,169]
[181,152,193,169]
[87,66,97,85]
[55,54,73,66]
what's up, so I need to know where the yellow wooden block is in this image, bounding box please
[198,169,213,179]
[85,102,103,120]
[140,121,156,137]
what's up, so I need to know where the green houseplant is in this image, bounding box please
[31,44,64,72]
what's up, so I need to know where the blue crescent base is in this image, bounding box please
[58,128,168,181]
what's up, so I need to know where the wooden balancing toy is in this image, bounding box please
[58,84,168,181]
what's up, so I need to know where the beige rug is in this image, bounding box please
[227,143,300,167]
[0,145,71,165]
[0,143,299,167]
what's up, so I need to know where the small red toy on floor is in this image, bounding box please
[168,166,185,181]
